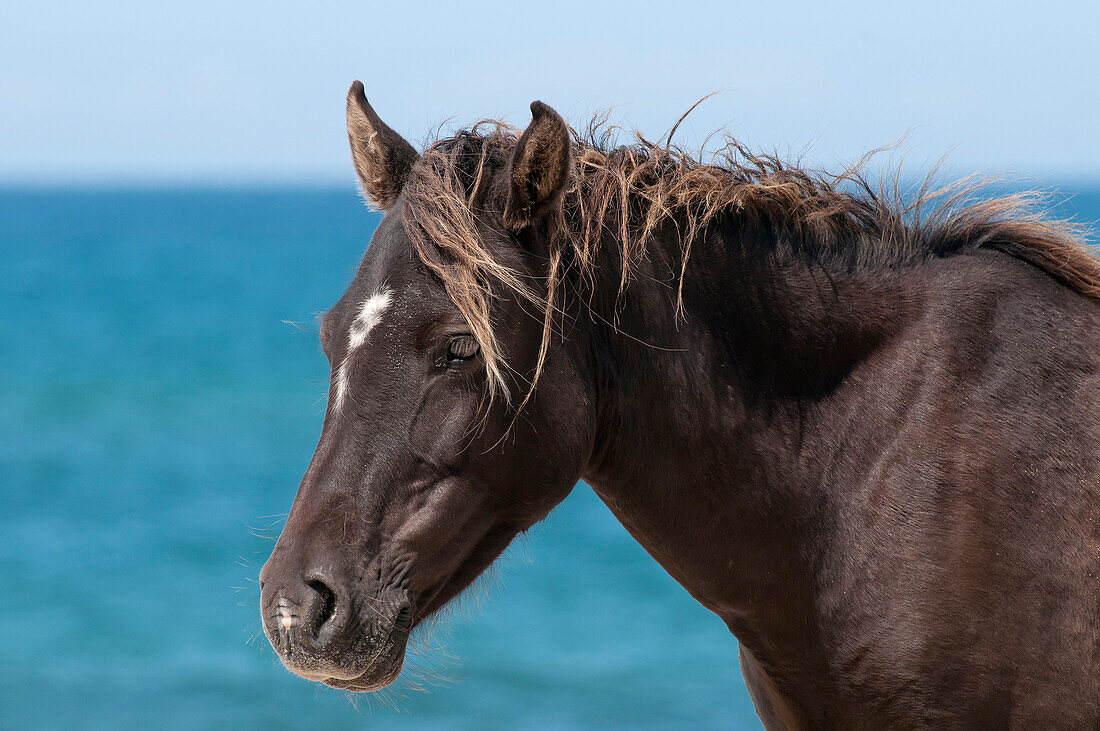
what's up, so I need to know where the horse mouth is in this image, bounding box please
[268,597,415,692]
[319,604,414,692]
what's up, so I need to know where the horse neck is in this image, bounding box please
[574,210,921,644]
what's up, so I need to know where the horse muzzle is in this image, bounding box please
[258,561,413,691]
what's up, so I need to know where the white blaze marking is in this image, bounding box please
[348,289,394,350]
[334,288,393,411]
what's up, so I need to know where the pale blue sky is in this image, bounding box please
[3,0,1098,184]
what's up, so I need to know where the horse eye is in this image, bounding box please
[447,336,480,361]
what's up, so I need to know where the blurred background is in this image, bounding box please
[2,1,1097,728]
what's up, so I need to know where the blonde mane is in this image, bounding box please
[401,119,1099,403]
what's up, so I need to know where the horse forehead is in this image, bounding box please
[354,202,419,287]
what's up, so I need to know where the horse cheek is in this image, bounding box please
[406,393,477,472]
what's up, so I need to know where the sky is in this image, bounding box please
[3,0,1099,185]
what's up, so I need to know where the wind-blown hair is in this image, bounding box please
[401,118,1100,403]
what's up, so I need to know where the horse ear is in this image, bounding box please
[503,101,572,230]
[346,81,418,209]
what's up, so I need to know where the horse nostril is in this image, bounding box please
[306,578,338,634]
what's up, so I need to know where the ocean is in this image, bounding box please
[2,186,1096,729]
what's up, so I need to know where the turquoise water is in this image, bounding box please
[2,187,1096,728]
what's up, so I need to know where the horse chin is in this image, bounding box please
[319,632,410,692]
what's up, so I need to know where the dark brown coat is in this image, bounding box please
[260,83,1100,728]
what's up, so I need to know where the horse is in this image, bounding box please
[259,80,1100,727]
